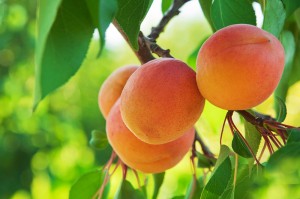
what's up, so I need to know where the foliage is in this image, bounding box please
[2,0,300,198]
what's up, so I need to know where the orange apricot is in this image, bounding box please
[120,58,205,145]
[98,65,138,118]
[196,24,285,110]
[106,99,195,174]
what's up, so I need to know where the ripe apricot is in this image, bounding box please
[120,58,204,145]
[106,99,195,173]
[98,65,138,118]
[196,24,285,110]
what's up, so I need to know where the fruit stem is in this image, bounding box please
[227,112,261,165]
[132,169,141,189]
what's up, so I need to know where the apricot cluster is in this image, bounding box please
[98,24,285,174]
[98,59,204,173]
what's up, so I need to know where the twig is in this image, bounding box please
[195,130,214,158]
[148,0,191,40]
[113,20,154,64]
[141,32,173,58]
[113,0,190,63]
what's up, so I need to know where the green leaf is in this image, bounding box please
[196,152,216,168]
[220,187,234,199]
[287,128,300,144]
[198,0,214,31]
[288,40,300,86]
[232,131,252,158]
[35,0,62,72]
[161,0,172,14]
[152,172,165,199]
[262,0,286,37]
[243,112,262,158]
[115,0,153,50]
[274,96,287,122]
[210,0,256,30]
[201,157,232,199]
[69,169,107,199]
[267,142,300,170]
[215,145,231,167]
[234,164,263,199]
[34,0,94,108]
[90,130,109,150]
[86,0,118,55]
[282,0,300,17]
[187,36,209,70]
[114,180,145,199]
[255,144,300,196]
[171,196,185,199]
[222,162,264,199]
[185,177,204,199]
[274,31,295,117]
[200,145,232,199]
[35,0,62,108]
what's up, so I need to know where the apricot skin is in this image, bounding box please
[98,65,138,118]
[106,100,195,174]
[196,24,285,110]
[120,58,205,145]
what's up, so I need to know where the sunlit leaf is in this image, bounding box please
[267,143,300,170]
[274,96,287,122]
[114,180,145,199]
[171,196,185,199]
[86,0,118,55]
[262,0,286,37]
[69,169,107,199]
[90,130,108,150]
[115,0,153,50]
[34,0,94,108]
[187,36,209,70]
[288,40,300,86]
[152,172,165,199]
[200,145,232,199]
[36,0,62,71]
[222,161,264,199]
[198,0,214,30]
[287,128,300,144]
[211,0,256,30]
[161,0,172,14]
[232,131,252,158]
[274,31,295,119]
[185,177,204,199]
[243,112,261,158]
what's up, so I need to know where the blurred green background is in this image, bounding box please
[1,0,300,199]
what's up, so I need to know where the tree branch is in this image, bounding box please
[113,20,154,64]
[142,32,173,58]
[195,130,214,158]
[113,0,190,64]
[148,0,191,40]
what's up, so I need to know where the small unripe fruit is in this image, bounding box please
[121,58,205,144]
[98,65,138,118]
[196,24,285,110]
[106,100,195,174]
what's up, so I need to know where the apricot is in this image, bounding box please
[106,99,195,173]
[98,65,138,118]
[196,24,285,110]
[120,58,205,145]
